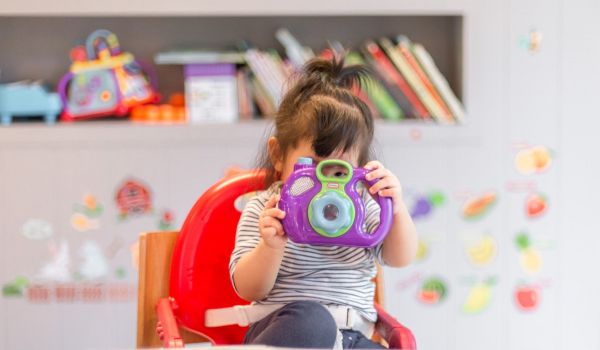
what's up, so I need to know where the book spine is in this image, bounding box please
[396,36,454,123]
[245,50,279,108]
[346,52,404,121]
[362,41,429,120]
[412,43,465,123]
[379,37,448,123]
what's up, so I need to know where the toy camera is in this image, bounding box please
[57,29,158,121]
[279,158,393,247]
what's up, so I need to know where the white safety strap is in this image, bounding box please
[205,303,374,338]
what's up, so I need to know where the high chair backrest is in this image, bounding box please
[168,171,266,345]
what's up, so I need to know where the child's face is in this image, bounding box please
[275,138,360,183]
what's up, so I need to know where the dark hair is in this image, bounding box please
[257,55,376,186]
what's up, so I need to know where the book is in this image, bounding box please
[184,63,239,123]
[276,28,315,68]
[395,35,455,123]
[236,68,254,120]
[411,43,466,123]
[155,50,245,65]
[345,51,404,121]
[249,74,277,117]
[361,41,429,120]
[379,37,451,123]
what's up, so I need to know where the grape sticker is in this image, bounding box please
[407,190,446,220]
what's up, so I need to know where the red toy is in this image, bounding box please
[153,171,417,348]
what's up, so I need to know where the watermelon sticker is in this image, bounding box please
[417,277,448,305]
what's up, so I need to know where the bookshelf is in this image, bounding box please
[0,16,463,104]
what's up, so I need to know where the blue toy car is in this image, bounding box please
[0,82,62,125]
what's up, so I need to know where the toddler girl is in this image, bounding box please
[229,56,418,349]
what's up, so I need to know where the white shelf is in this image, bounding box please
[0,120,479,148]
[0,0,469,16]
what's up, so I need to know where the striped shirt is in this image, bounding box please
[229,181,385,322]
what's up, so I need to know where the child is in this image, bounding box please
[229,56,418,349]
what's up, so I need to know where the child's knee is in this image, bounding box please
[281,301,337,343]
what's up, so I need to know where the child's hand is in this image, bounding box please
[259,194,287,250]
[364,161,404,215]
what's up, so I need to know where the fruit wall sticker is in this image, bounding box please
[416,239,429,262]
[525,193,548,218]
[158,209,176,231]
[407,190,446,220]
[71,194,103,232]
[462,191,497,220]
[21,219,53,240]
[464,233,497,268]
[518,29,544,53]
[515,145,553,175]
[115,178,153,220]
[417,277,448,305]
[515,232,543,275]
[462,276,497,314]
[514,283,540,312]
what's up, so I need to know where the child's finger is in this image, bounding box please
[377,188,396,198]
[263,207,286,220]
[365,167,389,181]
[369,178,393,194]
[262,217,286,238]
[262,226,277,238]
[364,160,384,171]
[264,194,280,210]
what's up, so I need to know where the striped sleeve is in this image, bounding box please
[229,194,267,292]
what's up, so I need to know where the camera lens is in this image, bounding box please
[323,203,339,221]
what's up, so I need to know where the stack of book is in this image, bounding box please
[155,30,465,124]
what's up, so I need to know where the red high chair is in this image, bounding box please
[136,171,416,349]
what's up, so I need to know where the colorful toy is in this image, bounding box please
[0,82,61,125]
[57,29,158,121]
[130,93,187,124]
[279,158,393,247]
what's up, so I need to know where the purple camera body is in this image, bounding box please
[278,158,393,247]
